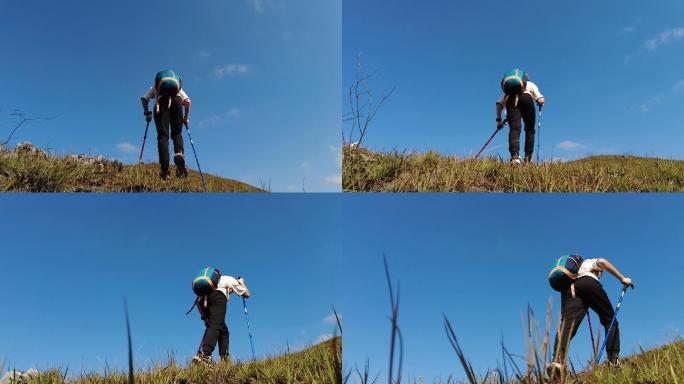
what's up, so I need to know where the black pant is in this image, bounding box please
[200,290,230,358]
[505,93,536,159]
[552,276,620,363]
[154,96,184,175]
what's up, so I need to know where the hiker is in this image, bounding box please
[550,257,634,372]
[495,70,545,164]
[193,273,251,365]
[141,70,191,179]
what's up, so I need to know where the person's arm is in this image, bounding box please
[496,101,505,129]
[237,277,251,298]
[141,97,152,122]
[533,84,544,108]
[183,99,191,125]
[141,87,155,122]
[530,83,545,107]
[596,258,634,288]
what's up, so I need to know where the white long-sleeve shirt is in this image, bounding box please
[577,258,604,281]
[141,86,190,103]
[496,81,544,108]
[216,275,248,300]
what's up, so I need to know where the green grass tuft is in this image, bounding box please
[0,145,263,192]
[574,340,684,384]
[22,337,341,384]
[343,147,684,192]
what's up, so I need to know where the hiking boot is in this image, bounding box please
[608,355,622,369]
[524,155,533,164]
[174,153,188,178]
[159,171,170,181]
[192,353,214,367]
[510,156,522,165]
[546,361,564,379]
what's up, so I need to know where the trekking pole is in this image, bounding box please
[138,121,150,163]
[242,296,256,360]
[475,119,507,159]
[597,286,629,363]
[536,105,543,164]
[183,122,208,192]
[587,311,597,364]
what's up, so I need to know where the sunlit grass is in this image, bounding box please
[0,145,263,192]
[343,147,684,192]
[11,337,341,384]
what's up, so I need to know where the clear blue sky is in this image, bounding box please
[342,195,684,381]
[0,195,342,373]
[0,0,341,192]
[343,0,684,161]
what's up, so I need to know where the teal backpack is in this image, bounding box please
[192,267,221,296]
[501,68,528,96]
[155,69,182,97]
[548,255,584,292]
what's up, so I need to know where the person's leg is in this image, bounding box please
[505,96,522,161]
[552,286,587,364]
[155,98,171,178]
[201,291,228,357]
[169,96,187,176]
[218,325,230,360]
[519,94,536,161]
[576,277,620,363]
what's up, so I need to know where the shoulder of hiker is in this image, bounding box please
[526,81,541,94]
[496,94,506,105]
[583,258,601,267]
[142,86,155,100]
[218,275,245,294]
[218,275,238,287]
[594,258,607,269]
[179,88,191,102]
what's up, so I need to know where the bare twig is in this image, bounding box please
[2,109,59,146]
[343,54,395,149]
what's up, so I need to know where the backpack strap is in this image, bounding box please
[185,296,199,315]
[154,81,161,114]
[548,266,578,280]
[193,274,218,290]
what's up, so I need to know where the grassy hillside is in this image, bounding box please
[9,337,341,384]
[574,340,684,384]
[419,340,684,384]
[343,147,684,192]
[0,143,263,192]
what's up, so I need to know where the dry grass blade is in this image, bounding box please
[355,359,381,384]
[383,255,403,384]
[124,298,135,384]
[333,305,343,335]
[443,315,478,384]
